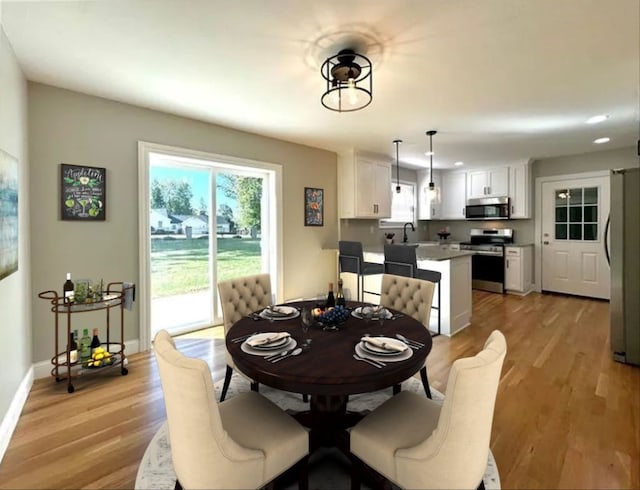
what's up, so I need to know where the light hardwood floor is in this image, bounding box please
[0,291,638,489]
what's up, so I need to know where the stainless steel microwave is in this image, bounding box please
[465,197,510,220]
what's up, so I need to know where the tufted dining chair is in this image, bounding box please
[217,273,272,401]
[350,330,507,490]
[380,273,436,398]
[153,329,309,490]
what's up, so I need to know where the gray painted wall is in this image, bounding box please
[0,26,30,438]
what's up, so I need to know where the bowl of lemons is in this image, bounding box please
[86,346,114,368]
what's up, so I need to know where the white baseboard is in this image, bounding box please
[0,366,34,465]
[33,338,141,379]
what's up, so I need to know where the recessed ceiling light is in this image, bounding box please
[454,161,464,166]
[593,137,610,144]
[586,114,609,124]
[424,151,434,156]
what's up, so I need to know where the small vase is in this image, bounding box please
[385,238,394,245]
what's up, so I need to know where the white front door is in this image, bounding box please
[541,176,610,299]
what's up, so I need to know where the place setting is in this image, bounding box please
[247,304,301,321]
[354,334,413,368]
[239,331,303,363]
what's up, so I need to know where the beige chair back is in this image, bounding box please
[218,273,272,365]
[396,330,507,489]
[153,330,264,489]
[380,273,435,327]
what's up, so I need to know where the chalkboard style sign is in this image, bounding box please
[60,164,106,221]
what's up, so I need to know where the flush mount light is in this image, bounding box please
[321,48,373,112]
[454,161,464,166]
[594,137,611,144]
[586,114,609,124]
[393,139,402,193]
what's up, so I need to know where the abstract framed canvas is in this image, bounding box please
[0,149,18,281]
[304,187,324,226]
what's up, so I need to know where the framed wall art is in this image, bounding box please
[304,187,323,226]
[0,149,18,281]
[60,163,106,221]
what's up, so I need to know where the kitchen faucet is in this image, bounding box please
[402,222,415,243]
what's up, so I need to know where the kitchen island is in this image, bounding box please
[340,245,473,336]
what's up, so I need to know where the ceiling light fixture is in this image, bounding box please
[594,137,611,144]
[426,130,439,202]
[586,114,609,124]
[320,48,372,112]
[393,139,402,193]
[454,161,464,166]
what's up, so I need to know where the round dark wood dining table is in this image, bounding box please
[226,300,432,450]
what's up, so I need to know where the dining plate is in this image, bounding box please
[245,332,291,350]
[259,306,300,320]
[351,306,393,320]
[355,342,413,363]
[241,338,297,357]
[361,337,408,356]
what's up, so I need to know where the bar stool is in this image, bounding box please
[338,241,384,302]
[383,244,441,337]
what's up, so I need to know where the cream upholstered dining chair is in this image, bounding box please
[153,329,309,490]
[217,273,272,401]
[350,330,507,490]
[380,273,436,398]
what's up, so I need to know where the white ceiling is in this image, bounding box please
[2,0,639,170]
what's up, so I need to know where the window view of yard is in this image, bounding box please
[151,236,261,297]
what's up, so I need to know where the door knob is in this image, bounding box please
[543,241,549,245]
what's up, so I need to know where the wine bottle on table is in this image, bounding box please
[325,282,335,308]
[68,330,78,364]
[336,279,346,307]
[63,273,74,303]
[90,328,101,354]
[80,328,91,361]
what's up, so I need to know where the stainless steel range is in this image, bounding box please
[460,228,514,293]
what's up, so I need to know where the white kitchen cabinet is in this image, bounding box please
[505,245,533,294]
[417,168,441,220]
[467,167,510,199]
[440,171,467,220]
[508,160,531,219]
[338,151,391,218]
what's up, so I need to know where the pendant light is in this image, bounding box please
[393,139,402,193]
[426,130,439,201]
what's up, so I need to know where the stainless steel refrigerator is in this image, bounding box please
[605,167,640,366]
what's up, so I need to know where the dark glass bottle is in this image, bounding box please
[335,279,346,307]
[325,282,335,308]
[68,330,78,364]
[90,328,101,354]
[63,273,74,303]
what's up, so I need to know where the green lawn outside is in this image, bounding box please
[151,237,262,297]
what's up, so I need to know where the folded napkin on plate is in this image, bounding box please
[246,332,290,347]
[263,306,291,317]
[361,336,407,352]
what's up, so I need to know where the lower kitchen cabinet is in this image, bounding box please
[504,245,533,295]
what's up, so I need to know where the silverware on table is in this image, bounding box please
[353,353,385,368]
[395,333,424,348]
[230,332,258,343]
[271,347,302,363]
[264,348,291,361]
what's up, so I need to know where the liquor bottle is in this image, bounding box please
[80,328,92,361]
[63,273,74,303]
[335,279,346,307]
[90,328,101,354]
[68,330,78,364]
[325,282,335,308]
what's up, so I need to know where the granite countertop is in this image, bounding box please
[363,246,474,262]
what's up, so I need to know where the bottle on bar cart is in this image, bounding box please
[90,328,102,354]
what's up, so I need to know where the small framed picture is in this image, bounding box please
[304,187,324,226]
[60,163,106,221]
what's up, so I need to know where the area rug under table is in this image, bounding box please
[136,373,501,490]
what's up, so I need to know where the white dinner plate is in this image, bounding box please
[241,338,297,357]
[355,342,413,363]
[245,332,291,349]
[259,306,300,321]
[361,337,408,356]
[351,306,393,320]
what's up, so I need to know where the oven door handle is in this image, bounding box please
[471,250,504,256]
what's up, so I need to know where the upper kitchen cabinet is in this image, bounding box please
[417,168,441,220]
[467,167,509,199]
[440,170,467,220]
[508,160,531,219]
[338,151,391,219]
